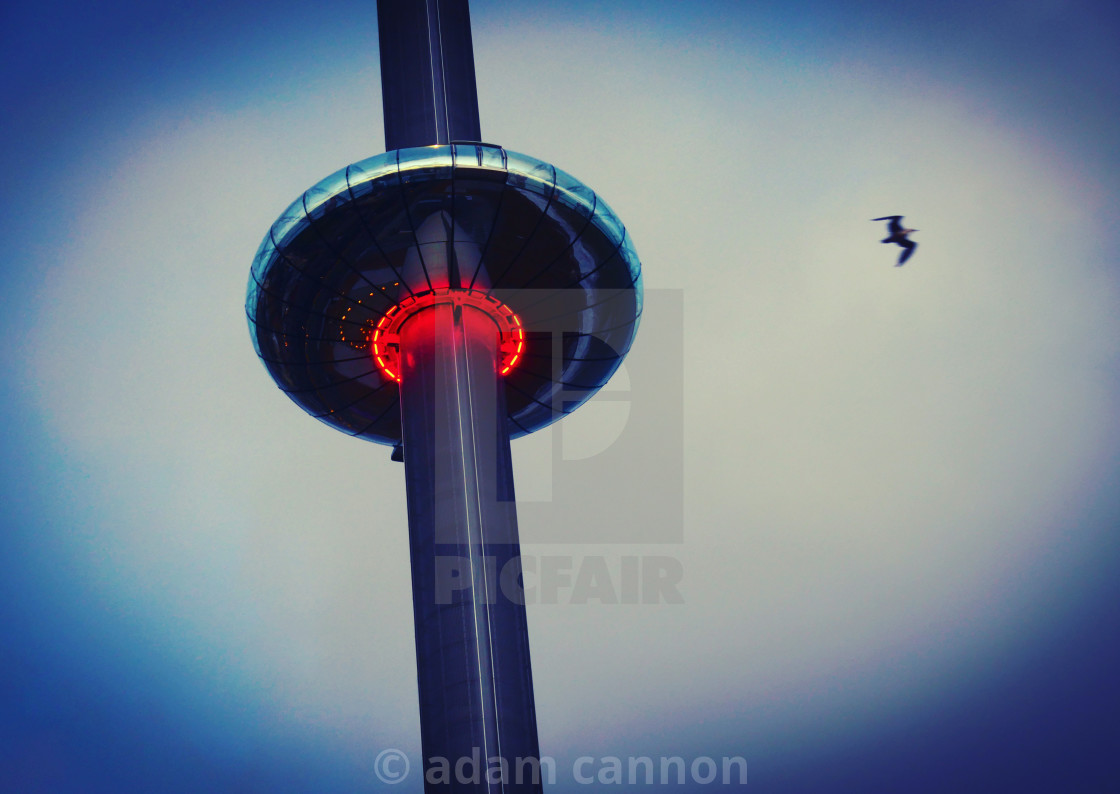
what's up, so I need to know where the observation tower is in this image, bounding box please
[245,0,642,788]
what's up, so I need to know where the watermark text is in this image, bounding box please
[433,554,684,605]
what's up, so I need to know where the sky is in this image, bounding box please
[2,0,1120,792]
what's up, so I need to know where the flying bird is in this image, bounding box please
[872,215,918,266]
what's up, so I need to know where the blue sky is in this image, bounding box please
[3,1,1120,792]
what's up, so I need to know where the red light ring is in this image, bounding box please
[371,289,525,383]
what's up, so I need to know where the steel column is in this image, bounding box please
[377,2,542,787]
[398,302,542,791]
[377,0,483,150]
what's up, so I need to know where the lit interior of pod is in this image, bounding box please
[371,289,525,383]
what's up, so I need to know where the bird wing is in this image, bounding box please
[896,239,917,265]
[872,215,904,234]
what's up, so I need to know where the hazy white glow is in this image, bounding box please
[25,14,1120,765]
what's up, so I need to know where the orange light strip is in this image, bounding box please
[370,289,525,383]
[499,312,524,375]
[371,309,402,382]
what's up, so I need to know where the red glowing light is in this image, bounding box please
[371,289,525,383]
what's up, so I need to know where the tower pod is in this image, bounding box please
[246,143,642,445]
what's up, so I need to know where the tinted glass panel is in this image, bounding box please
[270,195,311,246]
[552,166,596,219]
[504,151,555,199]
[397,146,454,180]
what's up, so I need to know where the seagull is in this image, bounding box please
[872,215,918,266]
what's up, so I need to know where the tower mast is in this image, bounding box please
[246,2,643,789]
[377,1,541,788]
[377,0,482,149]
